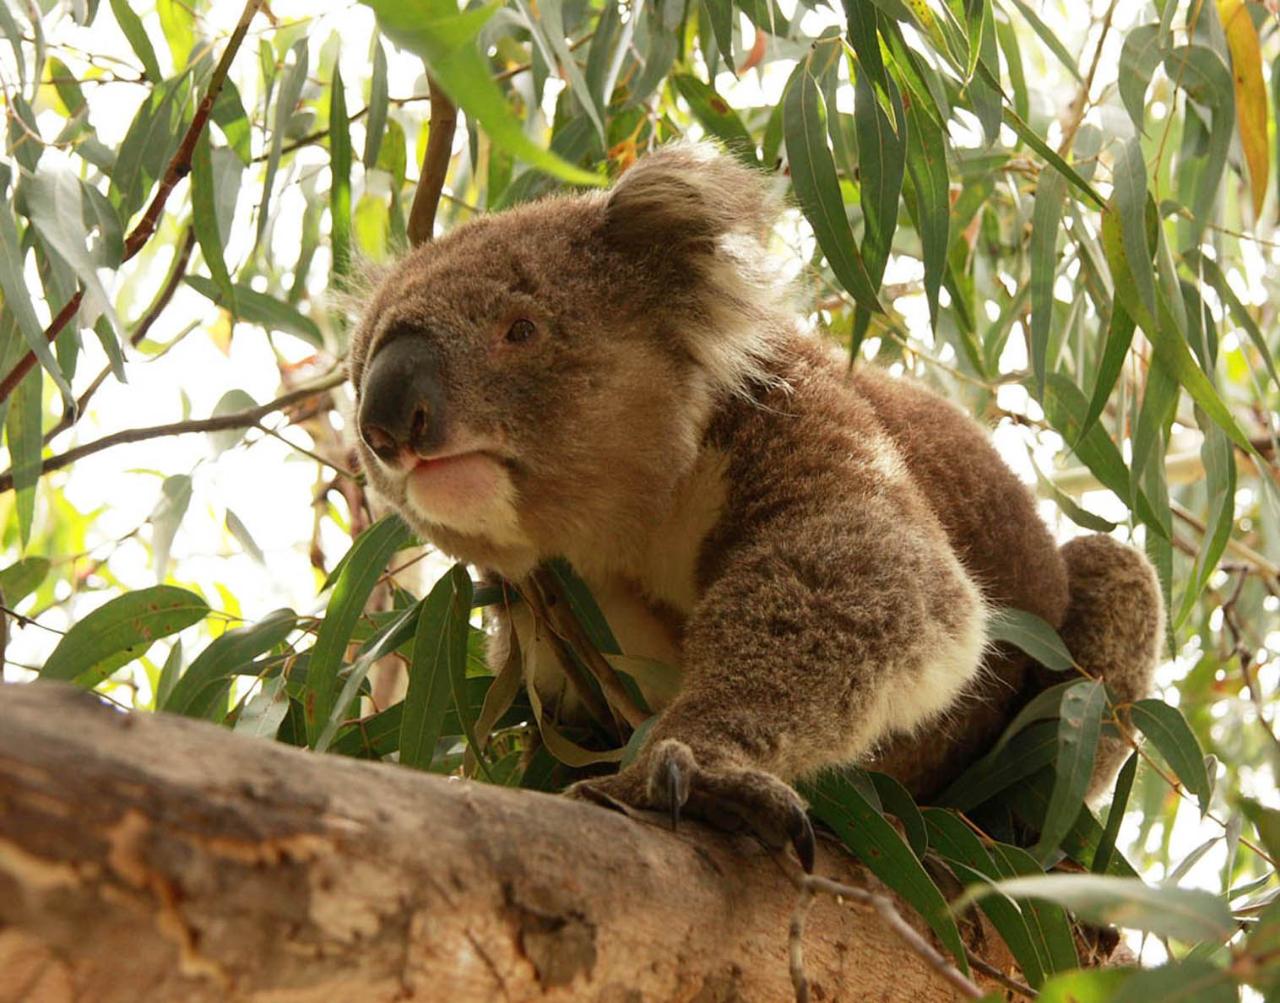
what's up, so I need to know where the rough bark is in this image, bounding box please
[0,683,1011,1002]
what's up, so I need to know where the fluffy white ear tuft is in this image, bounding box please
[602,142,781,254]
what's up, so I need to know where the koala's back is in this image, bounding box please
[700,339,1070,797]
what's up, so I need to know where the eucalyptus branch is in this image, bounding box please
[406,77,457,247]
[0,370,345,494]
[0,0,264,409]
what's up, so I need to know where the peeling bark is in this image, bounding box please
[0,683,1013,1002]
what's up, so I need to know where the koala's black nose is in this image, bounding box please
[357,336,447,464]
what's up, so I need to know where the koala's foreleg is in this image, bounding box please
[571,504,989,871]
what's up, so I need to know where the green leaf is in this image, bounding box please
[956,874,1235,943]
[852,45,906,292]
[783,56,881,314]
[257,39,309,251]
[0,556,50,605]
[398,567,474,768]
[1093,752,1137,874]
[364,38,389,168]
[5,368,41,546]
[869,771,928,858]
[26,169,120,340]
[1003,0,1081,82]
[210,80,252,164]
[329,60,352,283]
[185,276,324,347]
[109,0,162,82]
[0,200,72,404]
[359,0,601,186]
[1029,167,1067,394]
[1113,961,1238,1003]
[164,608,297,720]
[208,389,258,455]
[1038,969,1133,1003]
[670,74,758,167]
[1163,44,1234,244]
[925,812,1042,983]
[1130,698,1212,816]
[988,607,1075,671]
[988,679,1080,757]
[1119,24,1164,132]
[191,129,236,312]
[1185,249,1280,392]
[314,600,423,753]
[805,772,970,972]
[937,719,1058,810]
[150,473,192,583]
[234,674,292,738]
[155,639,183,710]
[902,86,950,328]
[1034,679,1106,861]
[514,0,604,144]
[304,515,413,745]
[42,585,210,686]
[1079,300,1136,443]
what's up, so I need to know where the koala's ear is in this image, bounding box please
[602,143,778,255]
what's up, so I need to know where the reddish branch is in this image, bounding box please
[406,77,458,247]
[0,0,264,409]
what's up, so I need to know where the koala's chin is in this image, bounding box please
[401,450,527,551]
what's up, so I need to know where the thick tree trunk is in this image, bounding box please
[0,683,1009,1002]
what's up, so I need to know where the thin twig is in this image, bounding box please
[0,0,263,409]
[788,882,817,1003]
[0,370,345,493]
[965,949,1038,999]
[1056,0,1120,157]
[406,77,457,247]
[790,875,985,1001]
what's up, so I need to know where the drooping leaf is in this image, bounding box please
[185,276,324,346]
[1034,679,1106,861]
[957,874,1235,943]
[782,54,881,314]
[1029,166,1067,394]
[329,60,352,284]
[1130,698,1212,816]
[304,515,413,745]
[358,0,601,186]
[164,608,297,720]
[805,772,970,972]
[150,473,193,583]
[988,607,1075,671]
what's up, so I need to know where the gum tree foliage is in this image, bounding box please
[1,0,1279,996]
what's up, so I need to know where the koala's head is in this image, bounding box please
[348,143,789,578]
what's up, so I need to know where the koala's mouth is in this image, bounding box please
[401,449,523,541]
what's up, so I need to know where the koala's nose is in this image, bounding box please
[357,336,447,464]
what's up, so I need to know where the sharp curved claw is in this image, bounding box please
[791,809,817,873]
[667,758,683,831]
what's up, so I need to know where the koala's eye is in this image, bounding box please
[505,319,536,344]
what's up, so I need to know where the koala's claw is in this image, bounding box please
[570,738,816,873]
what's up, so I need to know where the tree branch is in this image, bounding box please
[406,76,457,247]
[0,0,264,409]
[0,370,346,493]
[0,682,1014,1001]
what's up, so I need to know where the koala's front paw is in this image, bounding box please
[568,739,816,872]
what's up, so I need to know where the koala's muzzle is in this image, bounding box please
[357,336,447,464]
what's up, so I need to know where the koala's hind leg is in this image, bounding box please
[1055,534,1163,798]
[570,505,989,872]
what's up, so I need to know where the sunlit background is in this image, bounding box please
[2,0,1278,981]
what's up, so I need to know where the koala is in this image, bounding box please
[348,143,1162,872]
